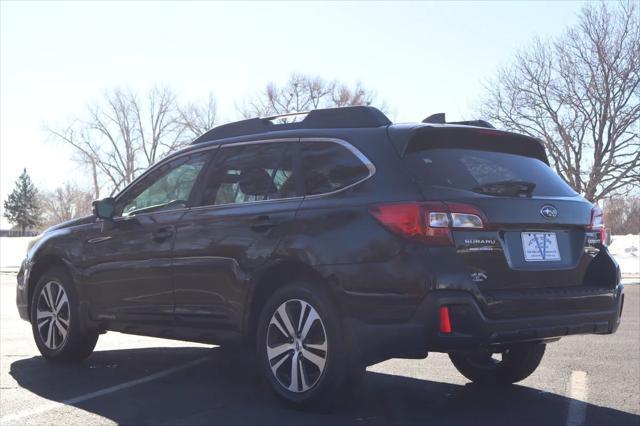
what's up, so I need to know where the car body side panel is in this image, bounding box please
[282,130,422,267]
[17,217,96,321]
[172,199,303,331]
[80,210,187,323]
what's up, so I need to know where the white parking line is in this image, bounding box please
[0,356,210,425]
[566,370,588,426]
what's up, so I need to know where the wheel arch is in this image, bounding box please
[27,255,74,317]
[244,259,341,343]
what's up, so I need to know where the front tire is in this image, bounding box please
[256,282,348,407]
[449,343,546,385]
[30,267,99,362]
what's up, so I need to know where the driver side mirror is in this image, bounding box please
[92,198,116,220]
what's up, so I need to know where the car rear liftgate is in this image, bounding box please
[400,128,619,303]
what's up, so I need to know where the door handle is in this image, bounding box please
[152,227,174,242]
[87,236,112,244]
[250,215,277,232]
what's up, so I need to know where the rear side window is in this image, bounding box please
[404,148,576,197]
[197,142,298,206]
[302,141,371,195]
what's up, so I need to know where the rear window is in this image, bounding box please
[404,148,577,197]
[302,141,371,195]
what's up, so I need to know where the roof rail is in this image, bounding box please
[192,106,391,144]
[262,111,310,121]
[422,113,494,129]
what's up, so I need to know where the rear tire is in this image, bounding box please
[256,281,349,408]
[449,343,545,385]
[30,267,99,362]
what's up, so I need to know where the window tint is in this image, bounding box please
[404,148,576,196]
[120,152,208,216]
[459,154,518,184]
[302,141,370,195]
[198,142,297,206]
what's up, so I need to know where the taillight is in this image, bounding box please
[367,203,424,239]
[369,202,486,246]
[588,205,606,244]
[423,202,456,245]
[446,202,485,228]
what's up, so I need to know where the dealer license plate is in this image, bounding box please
[521,232,561,261]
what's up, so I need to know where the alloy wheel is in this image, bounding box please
[266,299,328,393]
[36,281,70,350]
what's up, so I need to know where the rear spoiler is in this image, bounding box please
[387,124,549,165]
[422,113,495,129]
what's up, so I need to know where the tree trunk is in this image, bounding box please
[91,158,100,199]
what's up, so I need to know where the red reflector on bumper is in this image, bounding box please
[439,306,452,334]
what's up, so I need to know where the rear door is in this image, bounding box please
[172,140,303,330]
[402,128,597,291]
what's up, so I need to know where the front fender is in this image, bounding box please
[22,222,94,319]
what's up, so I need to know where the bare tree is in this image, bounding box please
[40,183,93,228]
[178,93,218,137]
[602,197,640,234]
[480,2,639,202]
[48,86,217,198]
[240,73,386,120]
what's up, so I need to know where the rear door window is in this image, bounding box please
[196,142,299,206]
[404,148,576,196]
[302,141,371,195]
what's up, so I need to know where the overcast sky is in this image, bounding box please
[1,1,589,228]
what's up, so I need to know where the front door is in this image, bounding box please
[82,150,211,323]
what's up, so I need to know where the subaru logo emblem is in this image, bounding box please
[540,205,558,219]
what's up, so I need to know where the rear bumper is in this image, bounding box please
[344,284,624,365]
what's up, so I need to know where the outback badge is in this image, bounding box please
[470,271,488,283]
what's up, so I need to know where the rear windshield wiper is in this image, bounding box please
[472,180,536,197]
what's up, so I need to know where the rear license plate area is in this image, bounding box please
[521,232,561,261]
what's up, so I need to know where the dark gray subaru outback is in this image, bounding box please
[17,106,624,406]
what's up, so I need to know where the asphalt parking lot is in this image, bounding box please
[1,273,638,426]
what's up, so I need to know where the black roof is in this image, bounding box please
[191,107,503,146]
[191,106,391,144]
[187,106,546,163]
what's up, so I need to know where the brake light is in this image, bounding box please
[369,202,486,246]
[588,205,606,244]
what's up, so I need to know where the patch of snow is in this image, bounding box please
[608,234,639,257]
[608,234,639,281]
[0,237,33,268]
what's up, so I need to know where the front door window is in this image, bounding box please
[120,152,209,216]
